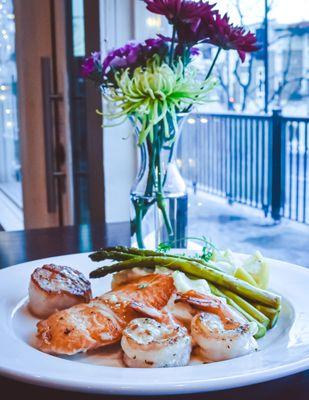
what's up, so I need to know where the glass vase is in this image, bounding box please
[130,114,188,249]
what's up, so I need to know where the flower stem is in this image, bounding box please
[169,26,177,67]
[145,137,156,196]
[205,47,222,81]
[134,200,145,249]
[132,122,176,247]
[156,126,174,242]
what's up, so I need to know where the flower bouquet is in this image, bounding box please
[82,0,259,248]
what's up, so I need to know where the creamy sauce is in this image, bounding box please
[171,270,211,295]
[64,342,210,367]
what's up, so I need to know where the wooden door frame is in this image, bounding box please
[65,0,105,225]
[15,0,74,229]
[83,0,105,224]
[51,0,75,227]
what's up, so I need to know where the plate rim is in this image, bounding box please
[0,251,309,395]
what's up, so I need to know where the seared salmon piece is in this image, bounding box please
[37,274,175,355]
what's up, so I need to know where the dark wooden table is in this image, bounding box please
[0,223,308,400]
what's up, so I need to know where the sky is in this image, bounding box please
[214,0,309,25]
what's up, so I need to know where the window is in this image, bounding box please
[72,0,85,57]
[0,0,23,230]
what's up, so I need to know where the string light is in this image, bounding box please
[187,118,196,124]
[188,158,196,167]
[146,16,161,28]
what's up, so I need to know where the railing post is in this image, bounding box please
[271,108,285,221]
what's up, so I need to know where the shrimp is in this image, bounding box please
[121,312,191,368]
[177,290,258,362]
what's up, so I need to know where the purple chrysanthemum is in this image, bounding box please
[81,51,101,77]
[102,37,169,76]
[102,42,141,74]
[158,33,200,57]
[203,13,260,62]
[144,0,259,62]
[144,0,215,31]
[175,12,259,62]
[189,46,201,56]
[81,38,169,83]
[177,19,210,45]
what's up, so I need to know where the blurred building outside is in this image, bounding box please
[195,21,309,116]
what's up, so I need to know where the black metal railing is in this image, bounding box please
[178,110,309,224]
[282,116,309,223]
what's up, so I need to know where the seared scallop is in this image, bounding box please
[29,264,92,319]
[121,317,192,368]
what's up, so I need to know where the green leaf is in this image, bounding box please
[157,242,172,253]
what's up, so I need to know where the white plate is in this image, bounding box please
[0,251,309,395]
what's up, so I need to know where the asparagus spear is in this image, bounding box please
[255,304,280,328]
[89,260,145,278]
[219,288,270,328]
[266,311,279,329]
[89,256,281,308]
[90,247,221,271]
[89,249,136,262]
[89,246,152,261]
[208,283,266,339]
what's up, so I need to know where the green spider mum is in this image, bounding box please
[101,55,216,144]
